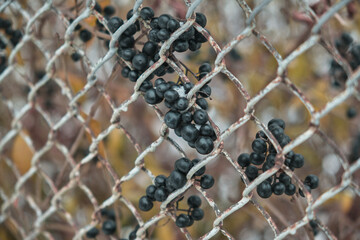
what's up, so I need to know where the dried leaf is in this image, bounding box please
[11,131,33,175]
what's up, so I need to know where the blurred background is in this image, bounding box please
[0,0,359,239]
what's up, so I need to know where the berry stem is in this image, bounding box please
[169,56,193,82]
[177,59,198,79]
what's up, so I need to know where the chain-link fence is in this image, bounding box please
[0,0,359,239]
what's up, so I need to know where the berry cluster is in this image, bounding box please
[146,11,207,52]
[328,33,359,119]
[85,208,117,238]
[139,158,214,212]
[70,16,93,43]
[175,195,204,228]
[0,16,23,47]
[70,3,121,60]
[237,118,319,198]
[0,16,23,74]
[145,64,216,155]
[118,7,208,83]
[329,33,360,87]
[69,4,215,154]
[138,157,214,230]
[104,5,215,154]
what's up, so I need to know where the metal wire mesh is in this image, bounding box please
[0,0,359,239]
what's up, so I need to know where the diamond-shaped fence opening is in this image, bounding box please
[0,0,360,239]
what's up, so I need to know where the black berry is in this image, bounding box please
[198,85,212,97]
[195,12,207,28]
[155,175,167,187]
[142,41,158,57]
[179,27,195,40]
[291,154,304,168]
[121,48,136,61]
[167,19,180,33]
[139,196,154,211]
[164,89,179,103]
[149,29,160,42]
[145,88,162,104]
[245,165,258,180]
[268,118,286,129]
[176,214,190,228]
[189,39,201,51]
[191,159,206,176]
[107,17,123,33]
[155,83,169,98]
[299,184,311,197]
[71,52,81,62]
[252,138,267,153]
[104,5,116,16]
[191,208,204,221]
[257,181,272,198]
[146,185,156,200]
[285,183,296,196]
[94,2,102,12]
[181,111,193,123]
[237,153,250,167]
[164,110,181,129]
[279,172,291,185]
[168,170,187,189]
[150,18,159,29]
[124,24,137,36]
[154,187,168,202]
[347,107,357,118]
[187,195,202,208]
[195,136,214,154]
[175,158,193,174]
[272,182,285,195]
[196,98,208,110]
[102,220,117,235]
[173,40,189,52]
[119,36,135,48]
[79,29,92,42]
[128,70,139,82]
[86,227,99,238]
[158,14,171,29]
[200,174,214,189]
[175,97,189,111]
[199,124,215,137]
[256,130,268,140]
[193,109,208,125]
[140,7,154,20]
[157,29,170,41]
[132,53,149,71]
[250,152,265,165]
[304,175,319,189]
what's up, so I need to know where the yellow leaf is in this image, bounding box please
[155,218,176,239]
[84,16,96,27]
[11,131,33,175]
[339,191,354,213]
[16,52,24,66]
[322,190,354,213]
[56,72,86,102]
